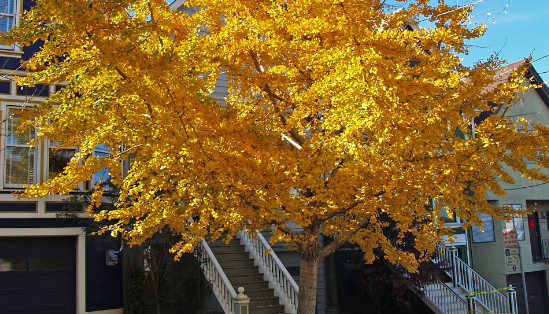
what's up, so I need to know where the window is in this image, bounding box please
[48,141,76,180]
[472,212,495,243]
[0,0,18,50]
[93,144,111,184]
[4,107,36,187]
[506,205,525,241]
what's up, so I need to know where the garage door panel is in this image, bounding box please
[27,238,74,257]
[0,273,26,290]
[27,273,72,288]
[0,238,27,257]
[0,237,76,314]
[30,307,72,314]
[28,289,73,305]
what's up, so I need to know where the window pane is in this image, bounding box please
[93,148,111,184]
[49,148,76,179]
[6,108,35,145]
[5,146,35,185]
[440,207,457,223]
[506,206,525,241]
[472,212,495,243]
[0,0,14,15]
[0,16,13,33]
[0,257,25,272]
[29,256,70,270]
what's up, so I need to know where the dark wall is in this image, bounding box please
[0,0,43,70]
[86,234,124,312]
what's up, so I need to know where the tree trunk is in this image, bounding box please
[297,239,320,314]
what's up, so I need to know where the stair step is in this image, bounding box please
[249,304,286,314]
[208,238,241,246]
[218,259,255,267]
[214,252,251,260]
[245,288,275,299]
[223,265,260,276]
[234,280,270,290]
[250,296,281,307]
[228,273,265,283]
[209,244,247,253]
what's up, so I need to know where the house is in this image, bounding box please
[420,60,549,314]
[0,1,124,313]
[468,60,549,314]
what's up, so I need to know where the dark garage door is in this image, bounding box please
[0,237,76,314]
[507,271,549,314]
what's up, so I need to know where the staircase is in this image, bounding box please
[208,236,288,314]
[420,246,510,314]
[196,230,298,314]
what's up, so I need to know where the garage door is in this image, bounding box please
[507,271,549,314]
[0,237,76,314]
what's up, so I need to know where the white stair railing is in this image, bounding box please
[196,240,237,314]
[435,246,508,314]
[238,229,299,314]
[452,254,508,313]
[422,277,467,314]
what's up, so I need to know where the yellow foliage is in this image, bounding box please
[3,0,543,277]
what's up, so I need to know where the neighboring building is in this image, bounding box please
[469,60,549,314]
[0,1,124,313]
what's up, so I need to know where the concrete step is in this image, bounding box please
[223,265,260,276]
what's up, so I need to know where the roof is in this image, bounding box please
[475,60,549,124]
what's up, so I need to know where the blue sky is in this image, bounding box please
[463,0,549,81]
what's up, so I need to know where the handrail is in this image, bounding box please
[452,254,508,313]
[434,246,508,314]
[422,277,467,313]
[238,229,299,314]
[196,240,237,314]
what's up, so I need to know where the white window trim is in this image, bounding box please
[2,104,39,189]
[0,0,22,53]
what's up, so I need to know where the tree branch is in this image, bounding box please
[318,213,372,259]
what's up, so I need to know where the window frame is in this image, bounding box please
[3,105,39,189]
[0,0,21,52]
[45,140,82,190]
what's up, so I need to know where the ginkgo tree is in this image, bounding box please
[4,0,548,313]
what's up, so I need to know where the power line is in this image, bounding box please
[503,182,548,191]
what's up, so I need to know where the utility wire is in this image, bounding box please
[503,182,548,191]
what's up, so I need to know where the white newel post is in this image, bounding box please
[233,287,250,314]
[449,246,458,286]
[507,285,518,314]
[467,292,477,314]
